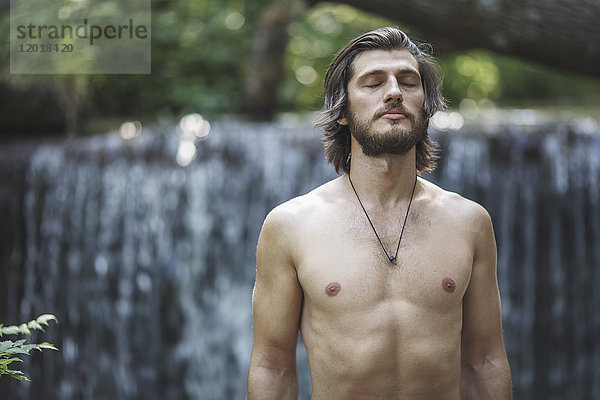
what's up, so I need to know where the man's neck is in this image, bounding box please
[348,143,417,209]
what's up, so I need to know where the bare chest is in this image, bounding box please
[294,210,473,313]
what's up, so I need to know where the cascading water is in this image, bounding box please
[0,118,599,399]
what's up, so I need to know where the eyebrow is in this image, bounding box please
[355,68,421,82]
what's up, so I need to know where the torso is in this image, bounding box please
[286,176,477,399]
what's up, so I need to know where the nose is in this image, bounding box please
[384,78,403,103]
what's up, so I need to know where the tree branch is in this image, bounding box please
[309,0,600,78]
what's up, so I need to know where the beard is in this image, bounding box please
[348,104,428,157]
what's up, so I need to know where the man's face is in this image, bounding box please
[340,49,427,157]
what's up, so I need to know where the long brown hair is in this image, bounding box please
[316,27,446,174]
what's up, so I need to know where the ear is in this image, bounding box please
[337,116,348,126]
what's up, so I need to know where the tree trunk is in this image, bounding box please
[241,1,305,121]
[312,0,600,78]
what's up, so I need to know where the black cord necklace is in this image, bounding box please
[347,173,417,265]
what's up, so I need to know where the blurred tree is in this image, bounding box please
[241,1,305,121]
[278,4,402,113]
[0,5,90,136]
[248,0,600,119]
[279,3,600,114]
[86,0,271,122]
[440,50,600,108]
[311,0,600,78]
[0,0,275,135]
[1,0,599,134]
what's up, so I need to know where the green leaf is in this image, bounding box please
[18,324,31,338]
[0,315,59,383]
[0,357,22,367]
[19,344,37,353]
[5,347,30,355]
[5,368,30,382]
[36,314,58,327]
[27,321,45,332]
[1,326,20,336]
[0,340,14,352]
[37,342,59,351]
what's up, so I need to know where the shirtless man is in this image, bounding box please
[247,27,512,399]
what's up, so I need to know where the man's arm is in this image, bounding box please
[247,206,303,400]
[460,205,512,400]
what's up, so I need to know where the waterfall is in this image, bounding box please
[0,119,598,399]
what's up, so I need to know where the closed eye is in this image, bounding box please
[365,83,382,88]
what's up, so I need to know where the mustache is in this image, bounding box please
[373,103,414,120]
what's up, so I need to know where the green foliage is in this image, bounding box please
[281,3,399,112]
[89,0,273,119]
[281,4,600,114]
[440,51,501,103]
[1,0,599,132]
[0,314,58,382]
[440,50,600,107]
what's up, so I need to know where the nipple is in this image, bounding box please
[442,278,456,293]
[325,282,341,297]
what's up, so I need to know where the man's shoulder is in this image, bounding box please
[420,178,492,230]
[262,177,344,231]
[270,177,343,216]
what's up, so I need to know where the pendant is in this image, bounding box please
[389,256,397,265]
